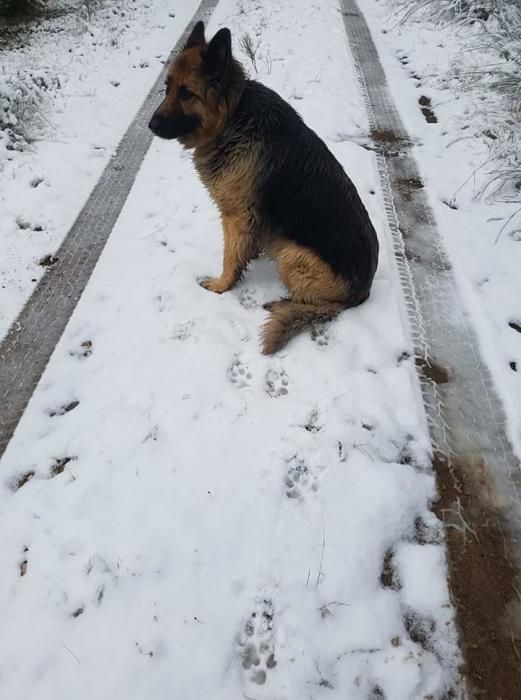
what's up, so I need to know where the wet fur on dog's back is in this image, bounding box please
[201,79,378,295]
[149,22,379,353]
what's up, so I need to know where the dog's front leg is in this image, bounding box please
[200,213,255,294]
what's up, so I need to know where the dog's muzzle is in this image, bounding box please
[148,110,201,140]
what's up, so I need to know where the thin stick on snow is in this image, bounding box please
[494,205,521,244]
[61,640,80,663]
[315,510,326,589]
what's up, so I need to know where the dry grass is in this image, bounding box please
[393,0,521,202]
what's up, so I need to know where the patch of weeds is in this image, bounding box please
[240,33,260,73]
[0,69,60,151]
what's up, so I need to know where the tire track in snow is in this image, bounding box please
[340,0,521,695]
[0,0,221,459]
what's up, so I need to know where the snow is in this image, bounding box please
[0,0,198,338]
[0,0,466,698]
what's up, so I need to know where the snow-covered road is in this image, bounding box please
[0,0,471,697]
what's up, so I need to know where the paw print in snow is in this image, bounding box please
[285,455,320,500]
[69,340,93,359]
[265,368,289,398]
[239,287,260,310]
[239,599,276,688]
[171,320,194,341]
[311,323,330,347]
[228,356,252,389]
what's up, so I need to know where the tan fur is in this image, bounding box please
[156,48,242,149]
[194,142,260,216]
[200,211,259,293]
[259,241,351,354]
[261,300,344,355]
[196,143,262,292]
[269,241,350,304]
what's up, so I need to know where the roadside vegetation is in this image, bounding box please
[396,0,521,204]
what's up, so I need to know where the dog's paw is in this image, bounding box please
[199,276,229,294]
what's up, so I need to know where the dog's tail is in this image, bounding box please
[261,300,346,355]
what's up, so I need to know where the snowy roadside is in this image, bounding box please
[0,0,461,698]
[0,0,201,339]
[365,0,521,456]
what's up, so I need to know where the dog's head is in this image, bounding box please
[149,22,244,148]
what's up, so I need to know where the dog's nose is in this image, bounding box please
[148,113,161,135]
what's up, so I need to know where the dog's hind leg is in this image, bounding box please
[200,212,258,294]
[261,241,350,354]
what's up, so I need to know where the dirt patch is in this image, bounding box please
[370,128,400,143]
[380,548,401,590]
[395,176,424,202]
[433,452,521,698]
[369,128,413,157]
[415,356,450,384]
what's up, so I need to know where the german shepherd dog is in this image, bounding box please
[149,22,379,354]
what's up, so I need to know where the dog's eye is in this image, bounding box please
[178,85,193,100]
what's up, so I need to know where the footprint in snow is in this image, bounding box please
[69,340,93,359]
[285,455,322,500]
[403,608,437,654]
[171,320,194,341]
[48,400,79,417]
[239,287,261,310]
[239,599,277,688]
[379,548,401,590]
[228,356,252,389]
[311,322,330,348]
[265,368,289,398]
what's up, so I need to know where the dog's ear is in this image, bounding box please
[185,21,206,49]
[204,28,232,77]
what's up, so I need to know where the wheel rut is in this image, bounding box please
[340,1,521,696]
